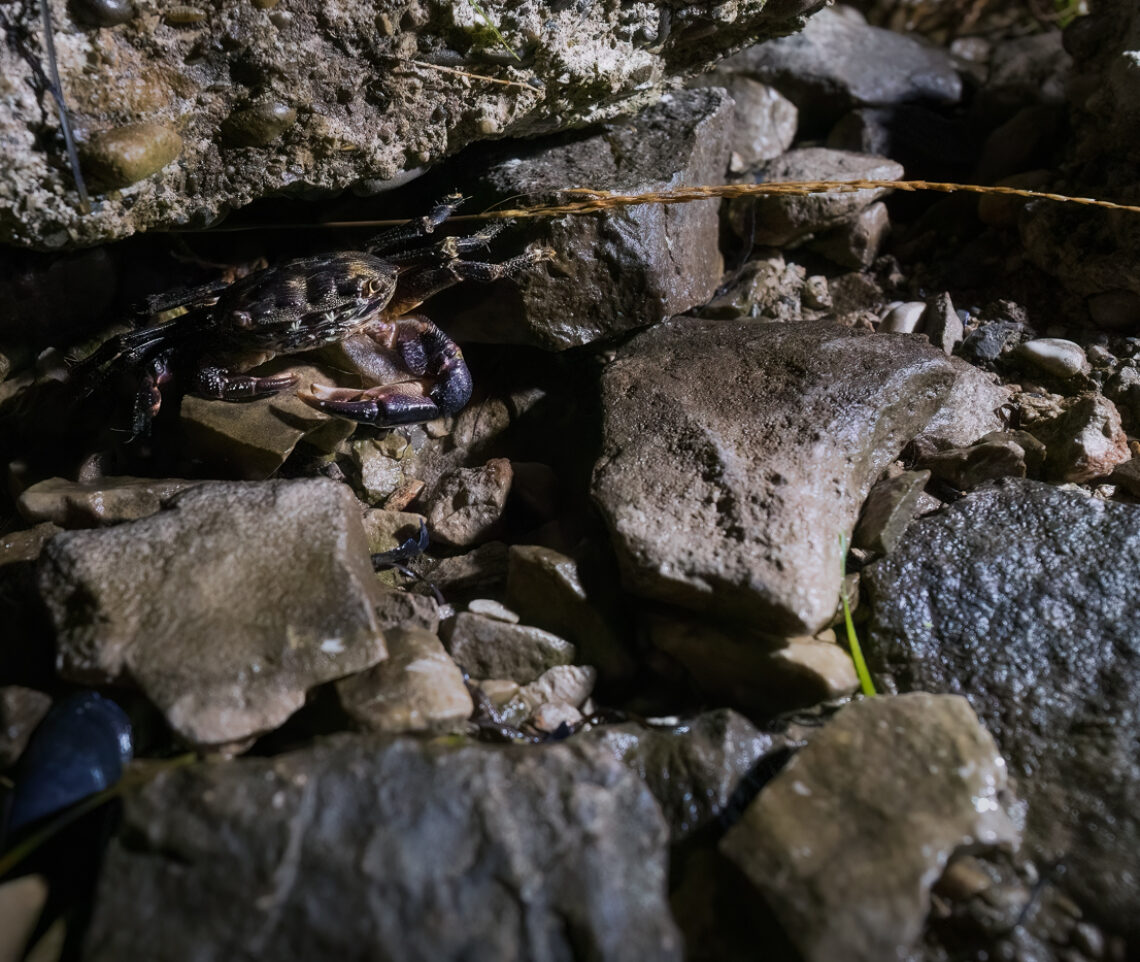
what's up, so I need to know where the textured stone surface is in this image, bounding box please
[448,88,734,349]
[444,611,575,684]
[0,0,823,248]
[592,318,962,634]
[84,735,681,961]
[864,479,1140,942]
[852,469,931,554]
[16,476,199,527]
[585,709,787,842]
[1017,392,1129,483]
[335,627,471,733]
[721,694,1017,962]
[38,479,387,746]
[0,686,52,768]
[426,458,512,547]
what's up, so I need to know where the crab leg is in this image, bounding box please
[387,244,551,315]
[193,366,299,400]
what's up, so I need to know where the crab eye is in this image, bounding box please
[366,277,388,297]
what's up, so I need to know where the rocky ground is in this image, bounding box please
[1,2,1139,961]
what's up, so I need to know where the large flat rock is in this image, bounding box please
[83,734,681,962]
[864,478,1140,944]
[38,479,387,746]
[592,318,961,634]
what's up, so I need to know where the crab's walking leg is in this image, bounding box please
[193,365,299,400]
[387,245,552,315]
[366,193,466,256]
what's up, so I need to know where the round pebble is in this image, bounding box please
[71,0,135,25]
[1015,338,1088,379]
[221,103,298,148]
[81,124,182,188]
[879,301,926,334]
[466,599,520,624]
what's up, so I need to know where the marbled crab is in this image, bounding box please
[72,195,547,434]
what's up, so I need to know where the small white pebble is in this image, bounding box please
[467,598,520,624]
[531,701,582,733]
[879,301,926,334]
[1016,338,1088,379]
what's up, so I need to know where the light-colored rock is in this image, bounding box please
[693,76,797,169]
[445,612,575,684]
[335,627,471,733]
[1015,338,1089,379]
[0,686,52,769]
[767,639,858,699]
[879,301,925,334]
[720,693,1018,962]
[531,701,582,733]
[500,664,596,727]
[919,360,1011,447]
[0,874,48,962]
[38,479,387,747]
[466,599,520,624]
[1017,392,1130,482]
[426,459,512,547]
[361,509,427,555]
[921,291,964,355]
[17,476,199,527]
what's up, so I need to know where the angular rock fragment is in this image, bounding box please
[865,478,1140,941]
[38,479,387,746]
[852,469,930,554]
[444,611,575,684]
[83,736,681,961]
[1017,392,1129,482]
[592,318,963,633]
[426,459,513,547]
[17,476,198,527]
[720,693,1018,962]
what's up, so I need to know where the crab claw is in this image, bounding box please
[299,382,444,426]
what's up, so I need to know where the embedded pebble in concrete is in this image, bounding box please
[1015,338,1089,379]
[864,478,1140,941]
[335,627,471,734]
[444,612,575,684]
[83,736,681,961]
[17,476,199,527]
[593,318,963,634]
[38,479,387,747]
[720,693,1018,962]
[879,301,926,334]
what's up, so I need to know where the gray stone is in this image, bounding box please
[920,291,964,355]
[720,693,1018,962]
[808,200,890,269]
[83,735,681,961]
[919,360,1010,447]
[696,254,805,322]
[864,479,1140,942]
[585,709,788,841]
[373,589,440,635]
[426,459,512,547]
[852,469,931,554]
[335,627,471,734]
[506,544,633,681]
[693,76,797,170]
[17,476,200,527]
[1017,392,1129,482]
[730,148,904,247]
[880,301,926,334]
[986,30,1071,106]
[448,88,733,349]
[592,318,963,634]
[959,318,1028,367]
[444,611,575,684]
[723,6,961,122]
[0,0,820,249]
[466,599,519,624]
[38,479,387,747]
[0,686,51,768]
[1014,338,1089,379]
[916,432,1044,490]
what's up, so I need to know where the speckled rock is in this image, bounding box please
[83,735,681,961]
[584,709,790,842]
[0,0,822,248]
[592,318,963,634]
[16,476,199,527]
[447,88,734,349]
[426,458,512,547]
[335,627,471,733]
[864,479,1140,943]
[1017,392,1129,482]
[38,479,387,747]
[916,431,1044,489]
[721,693,1018,962]
[444,611,575,684]
[498,664,596,728]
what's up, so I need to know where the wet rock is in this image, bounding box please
[444,612,575,684]
[864,479,1140,942]
[730,148,904,247]
[808,200,889,269]
[648,615,857,713]
[506,544,634,681]
[720,693,1017,962]
[1017,392,1129,482]
[592,318,963,634]
[1014,337,1089,380]
[84,735,681,961]
[852,469,931,554]
[451,89,733,349]
[80,124,182,189]
[917,431,1044,489]
[723,5,962,126]
[499,664,596,728]
[335,627,471,734]
[918,361,1010,447]
[585,709,788,842]
[426,458,512,547]
[39,479,387,747]
[1,0,818,248]
[959,318,1028,367]
[920,291,963,355]
[16,476,199,527]
[5,692,133,833]
[0,686,51,769]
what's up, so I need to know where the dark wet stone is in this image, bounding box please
[916,432,1043,490]
[720,693,1017,962]
[592,318,963,634]
[83,735,681,962]
[959,319,1027,366]
[864,479,1140,943]
[584,709,789,842]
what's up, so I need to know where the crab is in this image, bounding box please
[71,195,547,435]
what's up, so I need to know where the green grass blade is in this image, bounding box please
[468,2,521,62]
[839,533,876,697]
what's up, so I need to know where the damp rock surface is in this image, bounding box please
[592,318,962,634]
[38,479,387,746]
[864,478,1140,940]
[83,734,681,962]
[720,693,1018,962]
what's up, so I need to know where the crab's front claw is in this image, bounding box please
[300,382,444,426]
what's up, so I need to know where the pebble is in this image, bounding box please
[81,124,182,189]
[426,459,513,547]
[531,701,582,733]
[879,301,926,334]
[466,598,520,624]
[72,0,135,25]
[221,103,297,147]
[1015,338,1089,379]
